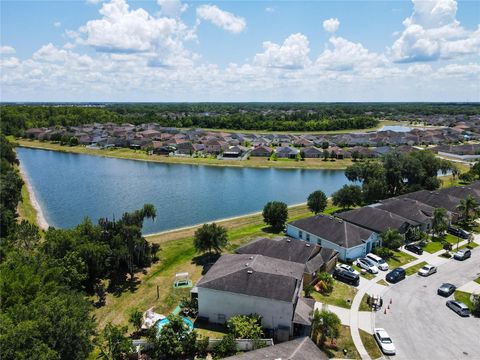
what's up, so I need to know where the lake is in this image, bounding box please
[16,147,350,234]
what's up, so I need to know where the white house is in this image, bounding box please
[286,214,379,261]
[196,254,311,342]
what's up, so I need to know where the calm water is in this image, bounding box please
[16,148,350,234]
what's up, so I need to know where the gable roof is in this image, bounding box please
[289,214,374,248]
[293,297,315,326]
[376,197,435,225]
[224,337,328,360]
[197,254,304,302]
[236,237,320,264]
[337,207,416,234]
[397,190,461,213]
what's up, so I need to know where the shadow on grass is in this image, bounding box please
[260,226,284,234]
[107,273,141,297]
[192,253,221,275]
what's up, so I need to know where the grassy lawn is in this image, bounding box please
[317,325,361,359]
[454,291,474,311]
[16,183,38,226]
[377,279,389,286]
[405,261,427,276]
[15,138,355,170]
[359,294,372,312]
[360,329,383,360]
[193,320,228,339]
[311,280,357,309]
[458,242,479,251]
[93,203,316,331]
[386,250,416,268]
[423,234,460,254]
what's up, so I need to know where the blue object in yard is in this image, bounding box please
[155,317,194,337]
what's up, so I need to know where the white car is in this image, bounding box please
[418,264,437,277]
[336,263,360,276]
[366,253,389,271]
[374,328,396,355]
[355,258,379,274]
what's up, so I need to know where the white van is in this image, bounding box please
[366,253,389,271]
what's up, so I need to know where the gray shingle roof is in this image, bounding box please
[376,197,435,224]
[236,237,320,264]
[224,337,328,360]
[337,206,416,234]
[289,214,374,248]
[197,254,304,302]
[397,190,461,213]
[293,297,315,326]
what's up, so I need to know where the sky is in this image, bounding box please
[1,0,479,102]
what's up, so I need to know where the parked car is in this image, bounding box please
[336,263,360,276]
[405,243,424,255]
[453,249,472,261]
[355,257,379,274]
[373,328,396,355]
[437,283,456,297]
[448,226,470,239]
[446,300,470,317]
[418,264,437,276]
[366,253,389,271]
[386,267,406,283]
[333,268,360,286]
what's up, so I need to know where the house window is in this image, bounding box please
[298,230,303,239]
[217,314,226,323]
[317,238,321,245]
[306,233,310,242]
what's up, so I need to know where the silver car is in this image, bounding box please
[418,264,437,276]
[355,257,379,274]
[446,300,470,317]
[374,328,396,355]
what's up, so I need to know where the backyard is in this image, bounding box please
[311,280,357,309]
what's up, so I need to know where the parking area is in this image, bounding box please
[375,248,480,360]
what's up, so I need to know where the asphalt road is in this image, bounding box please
[375,249,480,360]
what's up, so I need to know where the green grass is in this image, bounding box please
[17,183,38,226]
[457,242,479,251]
[405,261,428,276]
[316,325,361,360]
[360,329,383,360]
[454,290,474,311]
[386,250,416,268]
[311,280,357,309]
[423,241,445,253]
[359,294,372,312]
[194,320,228,339]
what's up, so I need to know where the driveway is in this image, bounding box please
[374,248,480,360]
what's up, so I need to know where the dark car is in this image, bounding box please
[446,300,470,316]
[404,243,424,255]
[453,249,472,261]
[438,283,456,297]
[386,267,406,283]
[447,226,469,239]
[333,268,360,286]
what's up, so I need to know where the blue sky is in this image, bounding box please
[1,0,479,101]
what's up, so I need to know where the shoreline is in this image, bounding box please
[14,139,352,171]
[144,201,307,238]
[17,163,49,230]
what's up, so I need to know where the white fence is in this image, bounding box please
[132,338,274,352]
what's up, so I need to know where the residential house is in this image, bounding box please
[276,146,299,159]
[397,190,462,222]
[301,147,323,158]
[374,198,436,232]
[287,214,378,261]
[235,237,338,285]
[196,254,306,341]
[251,146,273,157]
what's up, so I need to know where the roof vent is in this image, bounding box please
[306,243,311,247]
[249,256,254,260]
[245,263,249,267]
[247,270,253,274]
[286,239,291,242]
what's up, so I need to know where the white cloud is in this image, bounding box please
[323,18,340,33]
[157,0,187,18]
[54,21,62,28]
[265,7,275,13]
[196,5,246,34]
[316,36,388,71]
[0,45,16,55]
[254,33,311,69]
[78,0,195,67]
[391,0,480,62]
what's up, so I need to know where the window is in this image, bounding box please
[306,233,310,242]
[217,314,226,323]
[317,238,321,245]
[298,230,303,239]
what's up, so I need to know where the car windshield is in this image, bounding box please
[421,266,429,271]
[380,336,392,344]
[377,258,385,264]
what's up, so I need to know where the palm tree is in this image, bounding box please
[311,309,340,345]
[380,229,403,250]
[431,207,448,241]
[457,195,480,225]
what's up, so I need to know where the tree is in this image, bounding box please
[316,272,334,295]
[381,229,403,250]
[128,308,143,333]
[311,309,340,345]
[14,220,41,251]
[431,207,448,241]
[150,315,197,360]
[227,315,264,340]
[332,185,362,209]
[214,333,238,359]
[457,195,480,225]
[262,201,288,231]
[97,323,133,360]
[193,223,228,255]
[322,150,329,161]
[307,190,328,214]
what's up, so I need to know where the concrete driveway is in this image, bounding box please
[374,248,480,360]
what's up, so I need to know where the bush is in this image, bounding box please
[374,246,393,260]
[214,334,237,359]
